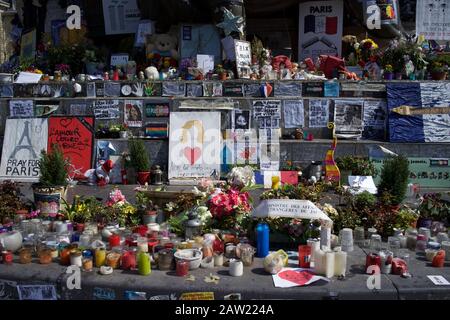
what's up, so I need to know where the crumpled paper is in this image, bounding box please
[272,268,329,288]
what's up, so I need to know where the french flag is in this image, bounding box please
[254,171,299,188]
[304,15,338,35]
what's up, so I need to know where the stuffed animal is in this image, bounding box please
[146,33,179,70]
[144,66,160,80]
[84,160,114,187]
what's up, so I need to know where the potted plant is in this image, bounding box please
[417,193,450,228]
[377,155,409,207]
[0,181,30,225]
[383,64,394,80]
[33,144,70,217]
[136,191,159,224]
[128,139,151,185]
[215,64,227,80]
[336,156,377,185]
[429,61,448,80]
[61,196,92,232]
[394,205,419,230]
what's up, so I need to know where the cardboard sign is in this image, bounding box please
[363,100,387,140]
[186,83,203,97]
[235,40,252,79]
[124,100,143,127]
[303,82,324,97]
[0,118,48,182]
[274,82,302,97]
[162,82,186,97]
[48,117,95,179]
[324,81,340,97]
[102,0,141,35]
[169,112,221,179]
[9,100,33,118]
[273,268,329,288]
[223,83,243,97]
[203,82,223,97]
[110,54,129,67]
[253,199,331,221]
[298,0,344,61]
[416,0,450,40]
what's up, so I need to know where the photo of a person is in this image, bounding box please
[124,100,143,127]
[234,110,250,130]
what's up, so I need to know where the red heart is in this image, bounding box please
[183,147,202,165]
[278,270,315,286]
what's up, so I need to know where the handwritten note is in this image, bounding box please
[9,100,33,118]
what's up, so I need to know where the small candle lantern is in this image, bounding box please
[184,208,202,240]
[151,165,163,185]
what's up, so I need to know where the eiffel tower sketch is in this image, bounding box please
[9,121,37,159]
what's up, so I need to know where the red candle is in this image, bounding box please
[109,234,121,248]
[113,69,120,81]
[298,245,311,268]
[176,259,189,277]
[432,250,445,268]
[2,250,13,265]
[148,239,159,253]
[121,250,136,270]
[164,242,174,249]
[366,253,381,271]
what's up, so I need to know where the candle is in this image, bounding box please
[432,250,445,268]
[147,223,160,233]
[418,227,431,242]
[340,228,354,252]
[60,248,72,265]
[425,249,438,262]
[406,234,417,251]
[109,234,121,248]
[70,251,82,267]
[39,248,53,264]
[307,239,320,264]
[121,250,137,270]
[437,233,449,243]
[367,227,377,239]
[138,252,151,275]
[334,248,347,277]
[82,257,93,272]
[2,250,13,265]
[19,248,32,264]
[325,251,335,278]
[330,234,339,249]
[106,252,121,269]
[214,253,224,267]
[137,237,148,253]
[95,248,106,267]
[271,176,281,190]
[256,223,269,258]
[229,259,244,277]
[354,227,365,245]
[416,234,427,252]
[379,250,393,274]
[313,248,325,275]
[176,259,189,277]
[79,233,91,248]
[441,241,450,261]
[298,245,311,268]
[320,221,332,251]
[55,221,68,234]
[366,253,381,271]
[398,235,407,249]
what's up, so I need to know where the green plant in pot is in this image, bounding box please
[61,196,92,232]
[136,191,159,224]
[336,156,377,186]
[33,144,70,217]
[128,139,151,185]
[0,181,30,224]
[377,155,409,207]
[417,193,450,228]
[429,61,448,80]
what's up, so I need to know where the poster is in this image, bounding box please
[203,82,222,97]
[298,0,344,61]
[416,0,450,40]
[235,40,252,79]
[145,102,170,117]
[197,54,215,74]
[9,100,33,118]
[334,100,364,136]
[69,103,88,116]
[109,155,123,184]
[309,100,329,127]
[259,143,280,171]
[283,100,305,128]
[233,110,251,130]
[102,0,141,35]
[93,100,120,119]
[17,285,57,300]
[0,118,48,182]
[48,117,95,180]
[135,20,153,47]
[124,100,143,127]
[364,0,399,26]
[169,112,221,179]
[252,100,282,119]
[35,101,60,117]
[363,100,387,140]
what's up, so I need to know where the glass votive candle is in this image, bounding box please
[176,259,189,277]
[70,250,82,267]
[109,234,121,248]
[367,228,377,239]
[137,237,148,253]
[425,249,438,262]
[441,241,450,261]
[388,237,401,257]
[418,227,431,242]
[106,252,121,269]
[95,248,106,267]
[416,234,427,252]
[60,247,72,265]
[19,248,33,264]
[398,249,410,264]
[2,250,13,265]
[121,249,137,270]
[82,256,93,272]
[370,234,382,253]
[39,248,53,264]
[354,226,365,245]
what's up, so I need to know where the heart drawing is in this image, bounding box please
[60,118,73,128]
[183,147,202,165]
[278,270,315,286]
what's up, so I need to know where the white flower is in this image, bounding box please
[227,166,255,187]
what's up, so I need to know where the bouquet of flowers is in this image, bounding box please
[105,188,138,226]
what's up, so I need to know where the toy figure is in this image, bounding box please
[84,160,114,187]
[146,33,179,71]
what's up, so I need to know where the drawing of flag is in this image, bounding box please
[254,171,299,188]
[304,15,338,35]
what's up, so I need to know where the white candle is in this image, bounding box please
[334,249,347,277]
[325,251,335,278]
[214,253,224,266]
[340,228,354,252]
[229,259,243,277]
[307,239,320,264]
[314,248,325,275]
[147,223,160,232]
[70,253,82,267]
[320,221,332,251]
[437,233,449,243]
[330,234,339,249]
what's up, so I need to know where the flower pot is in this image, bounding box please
[32,185,67,217]
[384,72,394,80]
[137,172,150,185]
[219,72,227,80]
[417,217,433,229]
[394,72,403,80]
[143,211,157,224]
[431,71,448,81]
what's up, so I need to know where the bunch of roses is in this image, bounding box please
[106,188,127,207]
[208,188,251,219]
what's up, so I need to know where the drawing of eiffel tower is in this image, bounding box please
[9,121,37,159]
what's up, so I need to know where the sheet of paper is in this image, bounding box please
[272,268,330,288]
[197,54,215,74]
[348,175,377,194]
[427,275,450,286]
[14,72,42,84]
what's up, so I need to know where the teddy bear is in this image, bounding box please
[146,33,179,71]
[84,160,114,187]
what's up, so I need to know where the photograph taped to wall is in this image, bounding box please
[334,99,364,133]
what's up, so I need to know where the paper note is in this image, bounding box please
[427,275,450,286]
[15,72,42,84]
[197,54,215,74]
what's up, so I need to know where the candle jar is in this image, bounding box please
[406,233,417,251]
[19,248,33,264]
[365,253,381,271]
[176,259,189,276]
[416,234,427,252]
[138,252,151,275]
[158,249,174,271]
[70,250,82,267]
[425,249,438,262]
[121,249,137,270]
[437,232,449,243]
[441,241,450,261]
[298,245,311,268]
[106,252,121,269]
[39,248,53,264]
[202,243,214,258]
[239,246,255,267]
[2,250,13,265]
[354,227,365,245]
[225,244,237,258]
[432,250,445,268]
[109,234,121,248]
[418,227,431,242]
[379,250,393,274]
[229,259,244,277]
[367,228,377,239]
[95,248,106,267]
[60,247,72,265]
[370,234,382,253]
[79,232,92,248]
[82,256,93,272]
[388,237,401,257]
[213,252,224,267]
[137,237,148,253]
[307,238,320,264]
[340,228,354,252]
[334,249,347,277]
